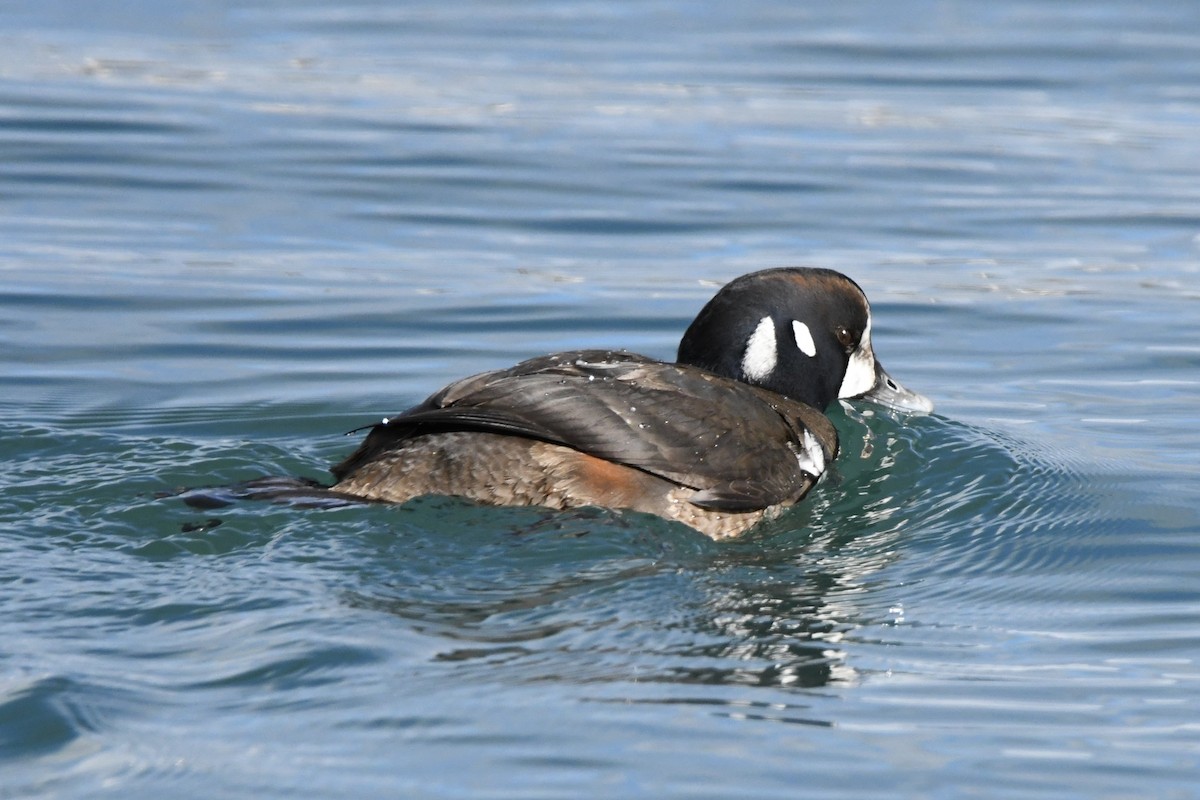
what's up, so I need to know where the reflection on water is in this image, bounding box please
[309,404,1117,705]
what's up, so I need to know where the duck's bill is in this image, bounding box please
[859,361,935,414]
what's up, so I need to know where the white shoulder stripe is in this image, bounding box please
[792,320,817,358]
[741,315,777,381]
[796,429,826,478]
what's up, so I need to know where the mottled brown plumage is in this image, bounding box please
[332,351,837,538]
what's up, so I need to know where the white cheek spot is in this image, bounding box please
[838,315,877,399]
[795,429,826,478]
[741,315,777,381]
[791,320,817,358]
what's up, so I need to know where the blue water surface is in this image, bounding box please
[2,1,1199,797]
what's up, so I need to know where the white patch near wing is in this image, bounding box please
[838,314,877,399]
[795,429,826,478]
[741,315,777,381]
[791,320,817,358]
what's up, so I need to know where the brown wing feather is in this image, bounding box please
[331,349,837,511]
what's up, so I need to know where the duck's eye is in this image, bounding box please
[835,326,857,351]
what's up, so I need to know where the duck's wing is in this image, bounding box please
[331,350,837,512]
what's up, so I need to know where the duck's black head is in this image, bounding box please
[677,267,933,413]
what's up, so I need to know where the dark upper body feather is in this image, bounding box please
[331,349,837,512]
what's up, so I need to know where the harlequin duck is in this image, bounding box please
[331,267,932,538]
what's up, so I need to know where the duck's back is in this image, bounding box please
[331,350,837,537]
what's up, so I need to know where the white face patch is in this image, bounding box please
[837,314,877,399]
[791,320,817,358]
[740,315,777,381]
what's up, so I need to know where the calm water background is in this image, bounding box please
[2,1,1199,797]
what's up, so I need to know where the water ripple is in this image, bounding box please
[3,2,1199,791]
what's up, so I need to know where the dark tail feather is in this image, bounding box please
[170,476,373,511]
